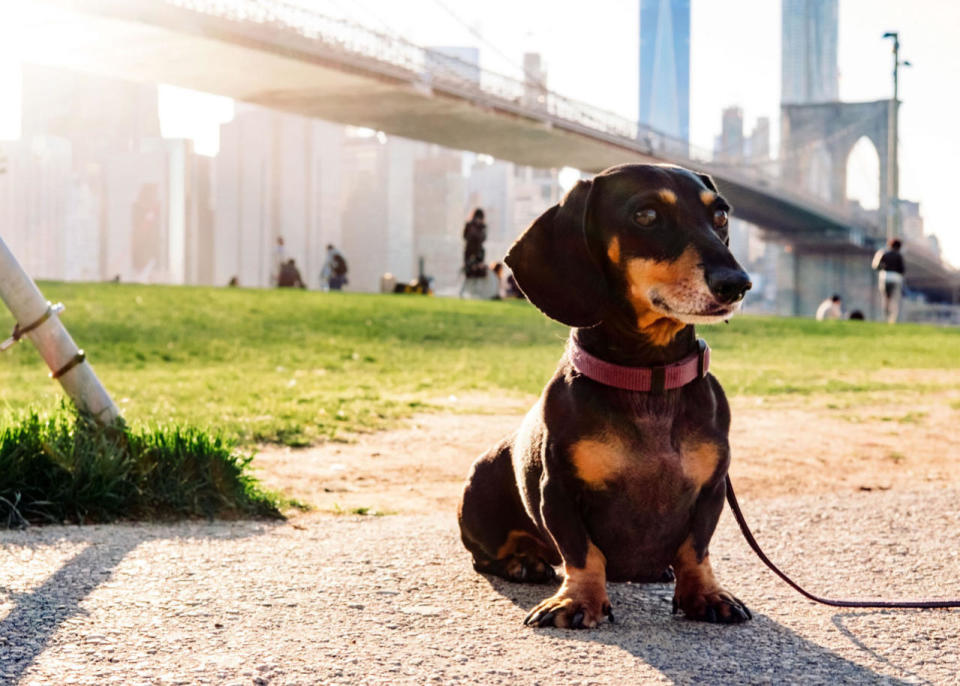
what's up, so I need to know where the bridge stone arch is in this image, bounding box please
[845,135,881,210]
[780,100,889,213]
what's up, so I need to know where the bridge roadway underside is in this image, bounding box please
[19,0,960,305]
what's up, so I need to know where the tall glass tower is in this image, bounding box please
[638,0,690,143]
[781,0,838,104]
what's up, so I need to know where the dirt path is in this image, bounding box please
[253,389,960,515]
[2,488,958,685]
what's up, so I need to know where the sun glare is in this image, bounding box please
[158,84,235,157]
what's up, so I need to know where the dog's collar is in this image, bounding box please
[567,334,710,392]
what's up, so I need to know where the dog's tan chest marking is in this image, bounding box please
[572,435,720,492]
[571,439,629,488]
[679,441,721,489]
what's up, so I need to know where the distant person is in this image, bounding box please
[277,259,306,289]
[460,209,490,298]
[463,209,487,279]
[848,309,865,320]
[815,294,843,321]
[272,236,286,286]
[872,238,905,323]
[321,244,348,291]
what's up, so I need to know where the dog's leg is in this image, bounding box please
[459,443,558,583]
[524,473,612,629]
[672,480,751,623]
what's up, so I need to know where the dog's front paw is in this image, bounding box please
[524,587,613,629]
[673,587,751,623]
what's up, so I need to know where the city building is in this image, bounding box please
[781,0,839,104]
[716,107,744,163]
[747,117,771,162]
[638,0,690,145]
[901,200,923,241]
[2,63,215,285]
[339,131,417,292]
[413,146,467,291]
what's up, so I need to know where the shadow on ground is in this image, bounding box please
[481,574,914,685]
[0,524,279,684]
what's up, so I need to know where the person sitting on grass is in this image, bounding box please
[815,293,843,321]
[277,259,306,289]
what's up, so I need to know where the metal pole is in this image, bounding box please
[0,235,120,425]
[883,31,901,241]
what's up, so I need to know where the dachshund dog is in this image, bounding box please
[458,163,753,629]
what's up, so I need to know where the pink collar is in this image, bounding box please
[567,335,710,392]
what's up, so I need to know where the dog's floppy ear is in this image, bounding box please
[504,179,607,327]
[697,172,718,192]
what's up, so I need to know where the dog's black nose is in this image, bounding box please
[706,268,752,304]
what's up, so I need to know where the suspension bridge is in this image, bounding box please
[11,0,960,313]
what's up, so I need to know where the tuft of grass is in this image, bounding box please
[0,407,282,527]
[331,503,392,517]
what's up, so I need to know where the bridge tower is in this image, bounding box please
[779,99,890,218]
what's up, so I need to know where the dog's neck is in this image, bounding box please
[573,320,697,367]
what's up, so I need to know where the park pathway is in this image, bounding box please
[1,487,958,685]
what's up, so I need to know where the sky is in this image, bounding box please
[1,0,958,265]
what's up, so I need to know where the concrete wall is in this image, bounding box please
[774,244,880,319]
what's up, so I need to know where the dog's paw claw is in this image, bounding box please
[674,589,751,624]
[603,603,615,623]
[524,590,611,629]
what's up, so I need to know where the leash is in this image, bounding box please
[725,475,960,609]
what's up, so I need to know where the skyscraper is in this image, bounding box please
[781,0,839,104]
[638,0,690,143]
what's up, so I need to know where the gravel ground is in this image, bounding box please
[1,487,958,685]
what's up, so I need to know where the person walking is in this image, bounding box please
[460,209,488,298]
[872,238,905,323]
[463,209,487,279]
[815,294,843,321]
[321,244,349,291]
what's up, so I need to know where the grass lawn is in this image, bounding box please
[2,282,959,448]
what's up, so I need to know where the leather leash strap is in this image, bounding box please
[725,476,960,609]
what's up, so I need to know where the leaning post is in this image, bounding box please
[0,235,120,425]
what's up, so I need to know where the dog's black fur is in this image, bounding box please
[458,164,753,629]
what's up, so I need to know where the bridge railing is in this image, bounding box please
[168,1,699,150]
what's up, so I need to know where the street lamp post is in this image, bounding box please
[882,31,910,242]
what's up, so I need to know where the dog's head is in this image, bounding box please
[505,164,751,345]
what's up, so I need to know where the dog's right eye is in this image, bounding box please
[634,208,657,226]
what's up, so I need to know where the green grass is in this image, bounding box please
[1,282,959,448]
[0,407,282,526]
